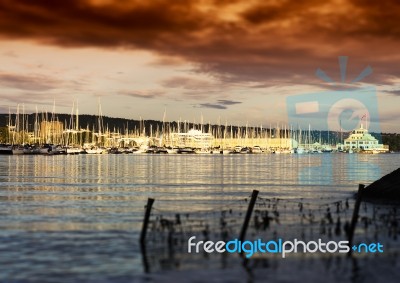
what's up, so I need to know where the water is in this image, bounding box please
[0,154,399,282]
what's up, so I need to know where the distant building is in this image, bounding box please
[344,125,388,152]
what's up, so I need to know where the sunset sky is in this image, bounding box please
[0,0,399,132]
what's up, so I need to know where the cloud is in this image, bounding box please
[0,0,399,87]
[0,72,61,91]
[0,90,71,107]
[197,103,227,110]
[379,111,400,123]
[381,85,400,96]
[217,99,241,105]
[160,76,239,101]
[3,50,18,57]
[0,0,208,47]
[118,89,164,99]
[196,99,241,109]
[160,76,214,90]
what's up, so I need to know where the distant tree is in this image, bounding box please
[0,127,9,143]
[382,133,400,152]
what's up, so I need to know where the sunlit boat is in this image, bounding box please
[132,144,149,154]
[296,147,305,154]
[251,146,263,154]
[66,146,82,155]
[195,148,212,154]
[12,145,24,155]
[320,144,333,153]
[166,147,178,154]
[85,147,105,154]
[230,146,242,154]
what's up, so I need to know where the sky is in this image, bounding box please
[0,0,399,132]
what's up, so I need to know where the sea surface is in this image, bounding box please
[0,153,399,282]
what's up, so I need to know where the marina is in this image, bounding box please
[0,108,391,155]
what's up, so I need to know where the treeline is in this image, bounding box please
[382,133,400,152]
[0,113,162,134]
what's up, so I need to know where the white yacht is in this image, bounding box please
[12,146,24,155]
[85,147,105,154]
[66,146,82,155]
[251,146,263,154]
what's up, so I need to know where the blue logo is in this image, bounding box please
[286,56,381,141]
[287,57,382,183]
[188,236,384,258]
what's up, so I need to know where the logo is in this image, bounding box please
[286,56,382,183]
[187,236,383,258]
[286,56,381,137]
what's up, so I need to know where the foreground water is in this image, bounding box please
[0,154,399,282]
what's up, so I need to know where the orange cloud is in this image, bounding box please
[0,0,399,85]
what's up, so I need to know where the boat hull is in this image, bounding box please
[0,147,13,155]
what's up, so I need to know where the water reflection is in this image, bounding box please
[0,154,399,281]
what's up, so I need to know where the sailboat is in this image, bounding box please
[296,126,305,154]
[11,105,24,155]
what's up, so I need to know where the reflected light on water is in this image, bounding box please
[0,154,399,281]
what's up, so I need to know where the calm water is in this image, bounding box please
[0,154,399,282]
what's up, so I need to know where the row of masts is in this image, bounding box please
[3,103,344,150]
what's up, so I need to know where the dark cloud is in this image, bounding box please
[118,90,164,99]
[383,88,400,96]
[0,0,209,49]
[197,103,227,110]
[217,99,241,105]
[241,0,321,24]
[346,0,400,38]
[0,0,399,86]
[196,99,241,109]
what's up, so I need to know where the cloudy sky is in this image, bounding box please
[0,0,399,132]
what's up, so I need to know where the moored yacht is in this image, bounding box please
[12,145,24,155]
[177,147,196,154]
[166,147,179,154]
[251,146,263,154]
[85,147,105,154]
[40,144,66,155]
[66,146,83,155]
[0,144,12,155]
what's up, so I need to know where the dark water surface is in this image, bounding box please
[1,154,399,282]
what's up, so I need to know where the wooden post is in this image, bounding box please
[239,190,259,243]
[348,184,364,255]
[140,198,155,246]
[140,241,150,273]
